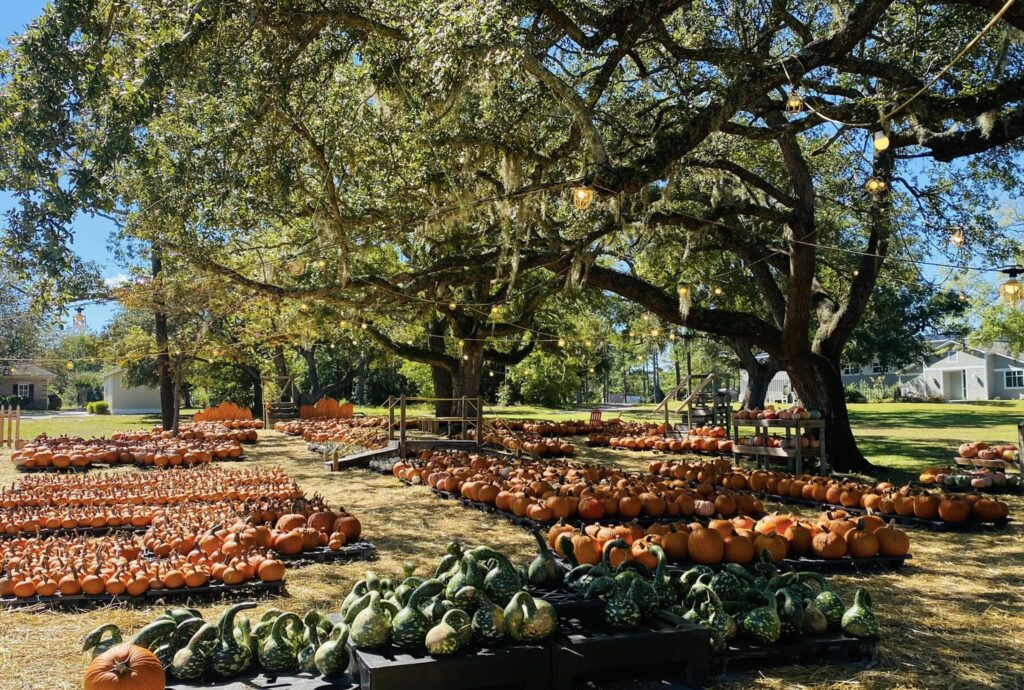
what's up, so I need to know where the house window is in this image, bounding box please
[871,362,884,374]
[15,383,30,398]
[842,364,857,375]
[1005,370,1024,389]
[946,350,958,363]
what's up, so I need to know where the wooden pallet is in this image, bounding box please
[1,580,285,610]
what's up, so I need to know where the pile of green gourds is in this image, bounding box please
[82,603,350,680]
[559,537,681,629]
[669,552,880,650]
[340,541,559,656]
[559,537,880,649]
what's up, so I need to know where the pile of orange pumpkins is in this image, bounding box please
[958,441,1018,462]
[274,416,392,450]
[734,405,822,421]
[650,460,1010,524]
[11,431,249,470]
[474,428,576,456]
[0,467,363,601]
[391,450,764,523]
[547,508,910,568]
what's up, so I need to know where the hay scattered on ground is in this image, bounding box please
[0,434,1021,689]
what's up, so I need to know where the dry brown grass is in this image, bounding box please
[0,434,1022,689]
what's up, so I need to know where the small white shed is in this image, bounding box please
[102,368,162,414]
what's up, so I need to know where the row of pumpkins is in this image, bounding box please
[472,427,576,456]
[919,468,1020,489]
[651,460,1011,524]
[1,465,304,509]
[392,451,765,522]
[11,433,248,470]
[734,405,823,421]
[957,441,1018,462]
[0,501,363,600]
[548,509,910,568]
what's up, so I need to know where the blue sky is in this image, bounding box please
[1,1,122,330]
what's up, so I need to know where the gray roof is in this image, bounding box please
[3,363,58,379]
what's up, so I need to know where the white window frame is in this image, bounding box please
[1005,369,1024,389]
[871,362,884,374]
[15,383,30,398]
[841,364,858,375]
[946,350,958,363]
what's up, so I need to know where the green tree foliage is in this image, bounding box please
[5,1,1024,469]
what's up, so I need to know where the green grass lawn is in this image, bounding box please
[10,410,200,439]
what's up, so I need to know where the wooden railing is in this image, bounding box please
[0,405,22,449]
[386,396,484,455]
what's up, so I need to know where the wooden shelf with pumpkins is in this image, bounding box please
[731,406,827,474]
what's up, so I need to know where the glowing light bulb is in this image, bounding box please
[873,130,890,152]
[571,186,594,210]
[950,228,965,247]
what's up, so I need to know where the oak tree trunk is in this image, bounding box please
[783,352,874,473]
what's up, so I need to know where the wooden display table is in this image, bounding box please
[731,418,827,474]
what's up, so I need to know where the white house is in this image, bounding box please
[739,340,1024,403]
[898,340,1024,401]
[102,368,162,414]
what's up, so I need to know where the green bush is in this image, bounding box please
[844,387,867,403]
[47,393,62,410]
[86,401,111,415]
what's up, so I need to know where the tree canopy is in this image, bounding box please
[3,0,1024,468]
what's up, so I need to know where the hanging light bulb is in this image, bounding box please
[448,301,457,311]
[713,286,723,296]
[314,260,327,270]
[458,339,465,347]
[853,269,860,277]
[65,361,75,371]
[489,370,495,377]
[865,176,888,196]
[585,339,593,347]
[588,367,595,374]
[650,328,659,337]
[463,354,470,361]
[669,332,677,341]
[677,284,690,298]
[571,186,594,210]
[784,90,804,115]
[958,293,967,302]
[873,129,890,152]
[299,303,310,313]
[361,322,368,330]
[557,338,567,347]
[329,343,335,349]
[73,307,86,333]
[950,228,966,247]
[999,267,1023,305]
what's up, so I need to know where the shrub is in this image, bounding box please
[844,387,867,403]
[1,395,26,409]
[86,401,111,415]
[47,393,62,410]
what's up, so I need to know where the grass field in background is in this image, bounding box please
[8,401,1020,479]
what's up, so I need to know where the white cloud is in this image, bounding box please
[103,273,130,289]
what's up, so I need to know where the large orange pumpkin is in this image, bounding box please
[84,644,165,690]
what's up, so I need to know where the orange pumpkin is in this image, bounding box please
[84,645,165,690]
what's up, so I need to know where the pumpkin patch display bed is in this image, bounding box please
[0,466,369,607]
[1,579,286,609]
[650,459,1013,531]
